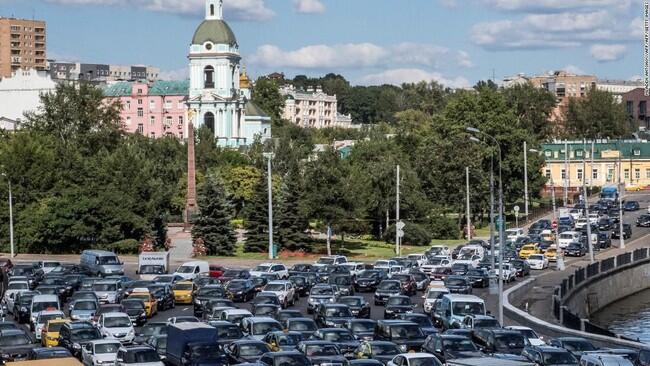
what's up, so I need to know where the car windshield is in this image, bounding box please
[104,317,131,328]
[0,334,30,346]
[33,301,59,312]
[340,298,362,306]
[99,256,119,265]
[311,287,333,296]
[277,333,302,345]
[71,329,101,341]
[387,297,411,306]
[378,282,400,291]
[358,271,379,279]
[95,343,120,354]
[93,283,117,292]
[452,302,485,316]
[494,334,525,348]
[563,340,597,351]
[543,351,577,364]
[254,265,272,272]
[173,283,193,291]
[131,349,160,363]
[228,280,247,289]
[326,307,352,317]
[372,343,399,355]
[265,284,285,291]
[253,322,282,334]
[46,322,64,332]
[305,344,339,356]
[289,320,316,331]
[323,330,354,342]
[351,321,375,332]
[38,313,62,323]
[154,276,174,283]
[390,325,423,339]
[122,300,144,310]
[409,357,440,366]
[443,338,478,351]
[140,324,165,336]
[239,343,269,356]
[475,319,500,328]
[8,282,28,290]
[407,316,433,327]
[198,288,224,297]
[445,278,466,286]
[74,301,97,310]
[139,265,165,274]
[427,290,447,299]
[529,255,545,261]
[318,258,335,265]
[176,266,195,274]
[216,325,243,338]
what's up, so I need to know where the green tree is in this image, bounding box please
[252,77,285,122]
[192,174,237,256]
[503,83,557,139]
[564,88,633,138]
[220,165,263,216]
[276,165,310,251]
[243,179,274,253]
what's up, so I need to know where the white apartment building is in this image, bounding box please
[280,85,354,129]
[596,80,644,103]
[0,68,56,123]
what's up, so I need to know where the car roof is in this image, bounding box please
[102,312,130,318]
[404,353,436,359]
[267,280,290,285]
[300,340,337,345]
[89,339,122,345]
[0,329,27,336]
[443,294,484,301]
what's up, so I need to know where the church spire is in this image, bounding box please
[206,0,223,20]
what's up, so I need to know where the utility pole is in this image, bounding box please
[396,165,400,256]
[466,167,471,240]
[590,140,595,190]
[7,180,13,259]
[618,142,625,249]
[489,158,496,294]
[583,149,594,263]
[524,141,529,222]
[564,141,569,207]
[263,153,275,260]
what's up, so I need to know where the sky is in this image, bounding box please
[0,0,645,88]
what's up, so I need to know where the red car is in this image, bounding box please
[391,274,417,296]
[431,267,452,281]
[209,264,225,278]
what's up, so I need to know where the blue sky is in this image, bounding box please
[1,0,644,87]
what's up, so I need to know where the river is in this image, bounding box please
[591,288,650,343]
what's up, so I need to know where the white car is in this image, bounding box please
[422,287,449,314]
[374,259,398,268]
[81,340,121,366]
[313,255,348,267]
[340,262,366,277]
[98,312,135,344]
[3,280,29,311]
[574,218,588,230]
[407,254,428,267]
[34,310,65,340]
[428,246,451,257]
[40,261,61,274]
[569,209,582,221]
[249,263,289,279]
[505,228,525,241]
[388,353,440,366]
[491,263,516,282]
[262,280,296,308]
[505,326,545,346]
[219,308,252,326]
[526,254,549,270]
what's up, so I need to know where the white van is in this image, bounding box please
[173,261,209,280]
[505,228,525,241]
[435,294,486,330]
[458,245,485,260]
[30,294,60,324]
[558,231,581,248]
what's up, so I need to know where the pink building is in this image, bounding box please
[103,80,189,139]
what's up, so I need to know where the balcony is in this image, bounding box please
[35,27,45,33]
[11,57,21,65]
[35,42,45,49]
[35,35,45,41]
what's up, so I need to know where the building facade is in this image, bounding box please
[622,88,650,131]
[597,80,643,103]
[186,0,270,147]
[0,68,56,122]
[280,85,354,129]
[48,61,159,83]
[0,17,46,78]
[541,140,650,196]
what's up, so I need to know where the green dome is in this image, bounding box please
[192,19,237,46]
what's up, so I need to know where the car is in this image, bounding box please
[565,243,586,257]
[127,289,158,318]
[115,345,163,366]
[329,274,355,296]
[208,321,244,347]
[624,201,640,211]
[28,346,72,360]
[166,316,200,325]
[383,296,416,319]
[597,232,612,249]
[92,280,122,304]
[471,329,526,355]
[315,256,348,267]
[526,254,549,270]
[508,259,530,277]
[12,291,39,324]
[314,303,354,328]
[344,319,377,341]
[544,247,559,262]
[41,318,67,347]
[147,284,175,311]
[387,353,443,366]
[391,274,417,296]
[192,284,226,317]
[81,340,121,366]
[396,313,437,336]
[521,345,578,366]
[354,340,401,364]
[637,214,650,227]
[98,312,135,344]
[0,329,38,363]
[338,296,371,318]
[240,317,283,341]
[250,263,289,279]
[224,339,272,364]
[285,317,318,339]
[297,340,348,366]
[171,281,195,305]
[518,244,542,259]
[611,223,632,240]
[450,263,471,276]
[4,280,29,310]
[466,268,489,288]
[307,285,337,313]
[288,276,310,296]
[580,353,633,366]
[57,321,103,358]
[258,350,312,366]
[374,280,403,305]
[355,270,388,292]
[598,218,613,231]
[263,330,304,352]
[226,279,257,302]
[34,310,66,340]
[151,275,184,285]
[263,281,297,308]
[421,333,483,363]
[146,335,167,361]
[120,299,147,327]
[134,322,167,344]
[208,264,225,278]
[491,263,516,283]
[310,327,359,356]
[276,309,303,327]
[460,315,500,330]
[69,299,98,321]
[252,303,281,318]
[505,326,545,346]
[93,304,126,324]
[444,276,472,294]
[219,308,252,327]
[548,337,598,358]
[422,287,449,314]
[375,320,426,352]
[430,267,453,281]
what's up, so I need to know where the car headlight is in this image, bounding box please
[128,329,135,335]
[399,345,407,352]
[2,353,10,359]
[20,306,27,312]
[73,343,81,350]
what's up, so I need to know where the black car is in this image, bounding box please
[609,209,622,223]
[226,279,256,302]
[444,276,472,294]
[355,270,387,292]
[289,264,313,276]
[521,345,578,366]
[396,313,437,335]
[219,269,250,284]
[597,232,612,249]
[224,340,271,364]
[329,274,355,296]
[258,351,312,366]
[120,299,147,326]
[472,329,527,355]
[314,303,354,328]
[338,296,370,318]
[383,295,415,319]
[344,319,377,341]
[375,320,426,352]
[466,268,490,288]
[598,218,613,231]
[252,303,281,318]
[625,200,640,211]
[56,321,102,358]
[548,337,598,358]
[288,276,309,296]
[276,309,303,327]
[422,334,483,363]
[354,341,400,365]
[193,284,227,317]
[286,317,318,339]
[0,329,38,363]
[611,223,632,239]
[350,360,384,366]
[565,242,586,257]
[637,214,650,227]
[374,280,403,305]
[297,341,348,366]
[250,277,268,293]
[263,331,304,352]
[12,291,39,323]
[391,274,417,296]
[508,259,530,277]
[147,284,175,311]
[28,346,72,360]
[450,263,470,276]
[209,320,245,347]
[311,328,359,356]
[134,321,167,344]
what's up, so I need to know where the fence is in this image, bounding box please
[554,247,650,340]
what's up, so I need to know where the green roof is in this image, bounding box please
[192,19,237,46]
[245,101,270,118]
[103,82,132,97]
[542,140,650,160]
[149,80,189,96]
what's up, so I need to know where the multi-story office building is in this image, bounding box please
[0,17,46,78]
[48,61,159,83]
[597,80,643,103]
[622,88,650,131]
[280,85,354,129]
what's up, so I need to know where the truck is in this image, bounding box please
[165,323,226,366]
[601,185,619,202]
[137,252,169,280]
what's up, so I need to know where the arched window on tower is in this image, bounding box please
[210,4,215,16]
[204,66,215,89]
[204,112,215,133]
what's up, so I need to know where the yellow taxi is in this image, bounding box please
[41,318,67,347]
[518,244,541,259]
[127,288,158,317]
[172,281,196,304]
[545,247,559,262]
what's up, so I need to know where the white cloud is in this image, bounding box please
[563,65,586,75]
[44,0,275,21]
[159,67,189,80]
[478,0,631,13]
[249,42,472,70]
[630,75,643,81]
[359,68,471,89]
[293,0,325,14]
[590,44,627,62]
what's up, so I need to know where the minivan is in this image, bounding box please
[30,294,60,324]
[435,294,486,330]
[80,250,124,277]
[558,231,581,249]
[173,261,209,280]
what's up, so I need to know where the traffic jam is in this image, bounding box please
[0,215,647,366]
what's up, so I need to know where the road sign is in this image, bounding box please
[496,217,504,230]
[396,221,406,230]
[514,205,520,218]
[397,229,405,238]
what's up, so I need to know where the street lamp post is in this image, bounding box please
[524,145,539,223]
[467,127,504,325]
[263,153,275,260]
[1,173,13,258]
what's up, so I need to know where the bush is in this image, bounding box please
[101,239,139,254]
[383,223,432,246]
[430,216,460,240]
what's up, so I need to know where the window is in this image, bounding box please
[137,108,144,117]
[137,124,143,134]
[577,169,583,181]
[210,4,215,16]
[646,169,650,179]
[576,150,583,157]
[204,66,215,88]
[137,88,143,95]
[165,116,173,126]
[592,169,598,180]
[607,168,614,182]
[545,169,551,179]
[149,100,155,110]
[150,116,155,125]
[625,169,630,179]
[178,101,184,110]
[178,116,184,125]
[126,101,131,110]
[204,112,215,132]
[164,100,172,109]
[125,116,132,125]
[179,132,184,139]
[627,101,634,115]
[636,169,641,180]
[641,101,647,117]
[545,150,552,158]
[561,169,566,180]
[138,99,143,105]
[634,149,641,156]
[150,132,155,138]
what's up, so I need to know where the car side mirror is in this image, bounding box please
[435,348,442,353]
